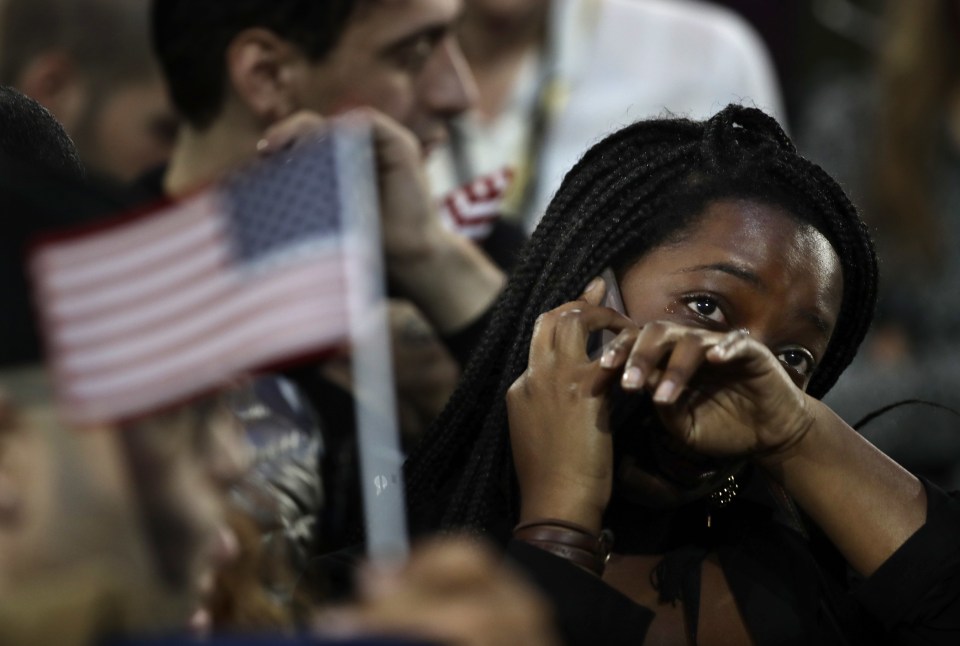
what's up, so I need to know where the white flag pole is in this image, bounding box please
[335,122,409,562]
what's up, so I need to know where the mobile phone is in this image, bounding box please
[587,267,626,359]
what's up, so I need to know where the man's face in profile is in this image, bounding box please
[297,0,476,156]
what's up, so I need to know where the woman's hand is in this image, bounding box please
[506,279,634,533]
[602,322,816,461]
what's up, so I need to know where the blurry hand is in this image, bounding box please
[315,538,559,646]
[257,108,443,267]
[389,300,460,444]
[258,109,502,333]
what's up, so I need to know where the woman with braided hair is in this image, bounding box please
[405,104,960,644]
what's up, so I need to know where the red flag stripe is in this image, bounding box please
[39,193,220,270]
[65,306,347,423]
[56,253,346,373]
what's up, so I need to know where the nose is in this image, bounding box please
[419,36,478,119]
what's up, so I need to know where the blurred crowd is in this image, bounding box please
[0,0,958,644]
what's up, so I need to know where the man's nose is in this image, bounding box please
[419,37,478,119]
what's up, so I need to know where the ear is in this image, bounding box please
[225,28,304,125]
[16,52,87,131]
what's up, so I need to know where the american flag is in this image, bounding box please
[31,133,370,426]
[439,167,513,240]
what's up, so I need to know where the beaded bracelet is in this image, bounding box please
[513,518,614,576]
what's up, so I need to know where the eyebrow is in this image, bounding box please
[678,263,832,335]
[679,263,762,287]
[379,22,448,58]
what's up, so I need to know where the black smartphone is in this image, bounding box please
[587,267,626,359]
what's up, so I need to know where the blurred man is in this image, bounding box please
[0,0,179,183]
[0,370,246,643]
[150,1,501,327]
[149,1,506,509]
[0,77,554,646]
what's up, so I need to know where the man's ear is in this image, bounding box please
[226,28,304,125]
[16,52,87,132]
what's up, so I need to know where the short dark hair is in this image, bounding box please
[0,87,140,367]
[0,85,82,177]
[150,0,358,129]
[405,105,879,534]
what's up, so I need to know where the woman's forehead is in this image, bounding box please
[621,199,844,341]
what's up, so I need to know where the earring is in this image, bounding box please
[706,475,740,528]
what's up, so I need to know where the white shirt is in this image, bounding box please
[427,0,785,231]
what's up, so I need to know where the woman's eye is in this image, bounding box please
[777,348,815,377]
[685,297,726,324]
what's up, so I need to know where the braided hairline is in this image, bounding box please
[406,105,878,535]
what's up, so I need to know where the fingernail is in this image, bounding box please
[256,138,270,154]
[600,347,617,368]
[584,277,603,294]
[708,345,726,360]
[621,366,643,388]
[654,379,677,404]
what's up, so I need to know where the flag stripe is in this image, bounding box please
[40,193,220,269]
[58,252,346,373]
[47,243,229,320]
[55,248,342,351]
[65,298,347,401]
[32,135,366,426]
[67,307,346,423]
[43,212,224,292]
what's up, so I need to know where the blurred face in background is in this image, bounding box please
[0,371,248,637]
[298,0,477,155]
[69,74,179,183]
[0,369,163,630]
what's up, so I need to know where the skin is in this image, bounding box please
[300,0,477,156]
[507,198,926,585]
[15,53,178,183]
[72,76,179,183]
[0,371,240,636]
[315,538,559,646]
[167,0,502,334]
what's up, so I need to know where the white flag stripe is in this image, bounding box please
[65,295,347,401]
[44,214,224,292]
[59,253,344,371]
[457,224,497,239]
[49,232,345,322]
[57,270,235,346]
[68,310,345,424]
[40,193,219,268]
[48,244,228,320]
[446,194,502,220]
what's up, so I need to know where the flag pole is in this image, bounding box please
[335,122,409,562]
